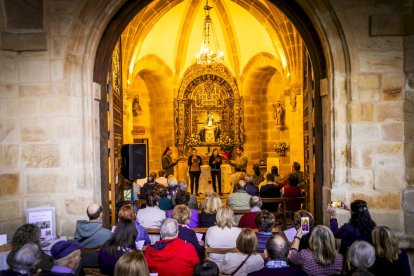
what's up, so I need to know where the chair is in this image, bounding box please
[80,247,100,275]
[204,246,238,259]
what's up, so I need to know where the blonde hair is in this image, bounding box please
[372,226,399,262]
[236,228,258,254]
[204,193,222,214]
[309,225,337,265]
[114,251,149,276]
[216,206,236,228]
[172,205,191,225]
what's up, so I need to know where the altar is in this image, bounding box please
[198,164,232,194]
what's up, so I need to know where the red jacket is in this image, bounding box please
[144,238,199,276]
[238,211,259,229]
[283,185,302,211]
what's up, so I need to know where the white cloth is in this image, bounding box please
[205,226,241,270]
[136,206,166,229]
[222,253,264,276]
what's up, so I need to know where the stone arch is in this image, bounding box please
[79,0,351,221]
[240,52,284,89]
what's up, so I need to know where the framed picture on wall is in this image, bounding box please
[26,206,56,237]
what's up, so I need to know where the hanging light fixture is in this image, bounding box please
[195,0,224,66]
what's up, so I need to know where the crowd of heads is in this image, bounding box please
[3,174,410,276]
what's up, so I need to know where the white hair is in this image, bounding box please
[160,218,178,239]
[168,178,178,186]
[177,180,188,191]
[348,241,376,270]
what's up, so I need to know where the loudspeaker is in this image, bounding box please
[121,144,147,181]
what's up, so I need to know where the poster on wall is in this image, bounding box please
[26,206,56,237]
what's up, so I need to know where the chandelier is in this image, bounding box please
[195,0,224,66]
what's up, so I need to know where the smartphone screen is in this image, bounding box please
[301,217,309,233]
[330,201,344,208]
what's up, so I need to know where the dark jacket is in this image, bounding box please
[245,182,259,196]
[369,250,411,276]
[209,155,222,170]
[199,212,217,228]
[178,225,203,256]
[330,218,373,256]
[260,184,280,212]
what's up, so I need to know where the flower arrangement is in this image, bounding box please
[185,134,201,147]
[217,132,235,152]
[273,142,289,153]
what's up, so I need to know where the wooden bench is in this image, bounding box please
[261,197,306,229]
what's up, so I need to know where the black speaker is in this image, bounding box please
[121,144,147,181]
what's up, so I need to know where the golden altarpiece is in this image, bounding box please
[174,64,244,157]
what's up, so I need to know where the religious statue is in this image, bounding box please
[273,101,285,128]
[132,97,142,116]
[206,113,215,127]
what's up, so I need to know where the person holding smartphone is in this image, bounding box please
[209,148,222,195]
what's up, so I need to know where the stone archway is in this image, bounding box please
[90,0,348,224]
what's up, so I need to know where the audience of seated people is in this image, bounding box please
[238,196,262,229]
[172,205,204,256]
[47,240,82,276]
[293,209,314,251]
[144,218,199,276]
[221,228,264,276]
[167,191,199,228]
[249,234,307,276]
[118,204,150,246]
[137,191,166,229]
[172,180,198,210]
[328,199,376,255]
[139,172,157,199]
[244,175,259,196]
[255,210,275,253]
[259,173,281,212]
[154,184,173,211]
[347,241,376,276]
[114,251,149,276]
[5,192,413,276]
[205,206,242,271]
[289,225,344,275]
[98,218,137,275]
[199,193,222,228]
[6,224,54,273]
[370,226,411,276]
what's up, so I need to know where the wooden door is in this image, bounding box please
[302,46,315,214]
[107,40,124,225]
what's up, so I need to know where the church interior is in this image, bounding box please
[0,0,414,271]
[115,0,310,208]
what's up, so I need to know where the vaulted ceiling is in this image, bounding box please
[120,0,303,88]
